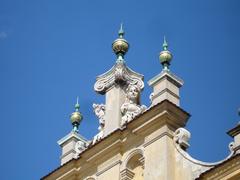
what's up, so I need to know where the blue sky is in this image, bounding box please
[0,0,240,179]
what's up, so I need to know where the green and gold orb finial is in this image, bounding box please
[112,23,129,61]
[70,97,83,132]
[159,36,172,70]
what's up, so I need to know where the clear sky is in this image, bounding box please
[0,0,240,179]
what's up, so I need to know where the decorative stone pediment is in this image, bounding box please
[94,62,144,94]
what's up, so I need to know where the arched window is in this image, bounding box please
[121,150,144,180]
[127,153,144,180]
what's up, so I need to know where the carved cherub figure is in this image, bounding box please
[93,104,105,131]
[121,84,146,125]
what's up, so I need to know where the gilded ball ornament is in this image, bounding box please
[112,38,129,55]
[159,50,172,65]
[112,23,129,56]
[159,37,172,68]
[70,111,82,125]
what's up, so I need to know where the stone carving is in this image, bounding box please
[74,140,87,158]
[149,92,154,104]
[93,103,105,131]
[229,142,235,152]
[121,84,146,125]
[92,130,104,145]
[94,62,144,94]
[115,62,125,82]
[174,128,191,150]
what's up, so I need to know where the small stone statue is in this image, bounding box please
[121,84,146,125]
[93,103,105,131]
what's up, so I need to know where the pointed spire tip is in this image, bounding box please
[118,23,124,38]
[163,36,168,50]
[75,96,80,111]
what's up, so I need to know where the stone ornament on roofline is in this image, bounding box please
[74,140,88,159]
[94,62,145,94]
[92,103,106,144]
[121,84,147,125]
[93,103,106,132]
[174,127,191,150]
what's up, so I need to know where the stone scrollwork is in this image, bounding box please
[229,142,235,152]
[121,84,147,125]
[115,62,126,82]
[174,128,191,150]
[93,103,105,131]
[94,62,144,94]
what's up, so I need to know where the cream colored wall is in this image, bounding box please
[47,136,205,180]
[45,101,231,180]
[104,86,126,136]
[142,125,177,180]
[97,163,120,180]
[45,130,214,180]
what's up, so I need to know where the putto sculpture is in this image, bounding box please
[121,84,146,125]
[93,103,105,131]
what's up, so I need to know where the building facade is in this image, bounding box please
[42,26,240,180]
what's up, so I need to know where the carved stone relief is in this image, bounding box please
[121,84,146,125]
[94,62,144,94]
[93,103,105,131]
[174,128,191,150]
[74,140,87,158]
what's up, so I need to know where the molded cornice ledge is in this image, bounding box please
[128,100,190,135]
